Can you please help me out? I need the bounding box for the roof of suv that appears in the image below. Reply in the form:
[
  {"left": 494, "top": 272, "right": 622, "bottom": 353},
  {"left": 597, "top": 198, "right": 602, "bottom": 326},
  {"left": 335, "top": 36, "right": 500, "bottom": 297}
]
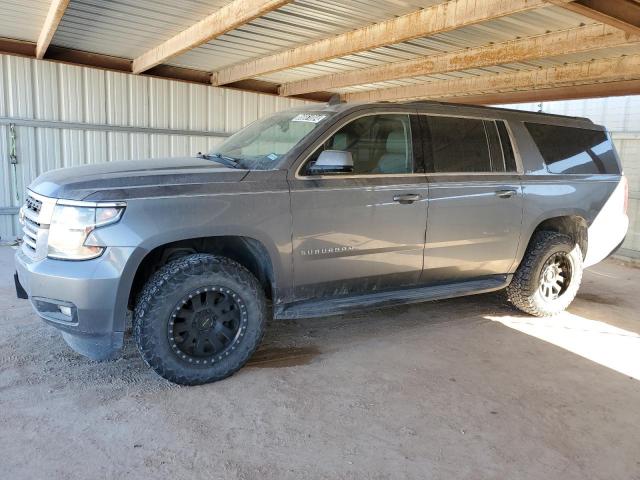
[
  {"left": 296, "top": 99, "right": 596, "bottom": 128},
  {"left": 400, "top": 100, "right": 593, "bottom": 123}
]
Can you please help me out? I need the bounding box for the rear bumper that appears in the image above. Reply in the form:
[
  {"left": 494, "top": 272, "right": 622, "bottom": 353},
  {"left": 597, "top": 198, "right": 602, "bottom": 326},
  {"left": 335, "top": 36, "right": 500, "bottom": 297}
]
[
  {"left": 584, "top": 213, "right": 629, "bottom": 267},
  {"left": 583, "top": 177, "right": 629, "bottom": 268},
  {"left": 15, "top": 246, "right": 136, "bottom": 360}
]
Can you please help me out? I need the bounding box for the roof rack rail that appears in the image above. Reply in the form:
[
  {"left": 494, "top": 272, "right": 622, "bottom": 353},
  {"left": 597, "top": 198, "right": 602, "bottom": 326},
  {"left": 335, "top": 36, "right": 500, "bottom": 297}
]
[{"left": 393, "top": 99, "right": 592, "bottom": 123}]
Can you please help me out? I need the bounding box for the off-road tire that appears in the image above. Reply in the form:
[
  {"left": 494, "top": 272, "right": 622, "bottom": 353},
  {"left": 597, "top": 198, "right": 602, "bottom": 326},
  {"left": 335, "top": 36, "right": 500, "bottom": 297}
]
[
  {"left": 507, "top": 231, "right": 583, "bottom": 317},
  {"left": 134, "top": 254, "right": 266, "bottom": 385}
]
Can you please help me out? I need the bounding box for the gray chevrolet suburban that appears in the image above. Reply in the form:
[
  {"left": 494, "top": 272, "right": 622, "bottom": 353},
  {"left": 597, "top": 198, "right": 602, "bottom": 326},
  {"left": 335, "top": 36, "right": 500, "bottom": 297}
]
[{"left": 15, "top": 101, "right": 629, "bottom": 385}]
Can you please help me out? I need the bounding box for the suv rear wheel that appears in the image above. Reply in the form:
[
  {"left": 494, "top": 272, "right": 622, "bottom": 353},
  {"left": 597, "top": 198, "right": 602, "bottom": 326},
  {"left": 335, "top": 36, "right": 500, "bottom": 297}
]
[
  {"left": 507, "top": 231, "right": 583, "bottom": 317},
  {"left": 134, "top": 254, "right": 266, "bottom": 385}
]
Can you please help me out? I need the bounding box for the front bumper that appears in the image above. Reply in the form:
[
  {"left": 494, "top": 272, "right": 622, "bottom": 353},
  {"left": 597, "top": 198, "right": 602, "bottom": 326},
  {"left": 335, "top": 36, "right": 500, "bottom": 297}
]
[{"left": 15, "top": 246, "right": 137, "bottom": 360}]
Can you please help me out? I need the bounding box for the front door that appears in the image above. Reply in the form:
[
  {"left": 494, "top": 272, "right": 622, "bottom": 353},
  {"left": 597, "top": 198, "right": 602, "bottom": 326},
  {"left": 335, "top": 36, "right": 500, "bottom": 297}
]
[
  {"left": 419, "top": 115, "right": 524, "bottom": 282},
  {"left": 288, "top": 113, "right": 429, "bottom": 301}
]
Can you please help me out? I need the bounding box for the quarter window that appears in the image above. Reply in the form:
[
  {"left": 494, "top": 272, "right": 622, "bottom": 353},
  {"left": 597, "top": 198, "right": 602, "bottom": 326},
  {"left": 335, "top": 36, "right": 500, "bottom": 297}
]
[
  {"left": 423, "top": 116, "right": 515, "bottom": 173},
  {"left": 304, "top": 114, "right": 413, "bottom": 175},
  {"left": 525, "top": 122, "right": 620, "bottom": 175}
]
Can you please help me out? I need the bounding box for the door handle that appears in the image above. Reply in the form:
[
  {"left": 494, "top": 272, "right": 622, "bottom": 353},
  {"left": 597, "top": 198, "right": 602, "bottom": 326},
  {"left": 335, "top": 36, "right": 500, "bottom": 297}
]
[
  {"left": 495, "top": 189, "right": 517, "bottom": 199},
  {"left": 393, "top": 193, "right": 422, "bottom": 204}
]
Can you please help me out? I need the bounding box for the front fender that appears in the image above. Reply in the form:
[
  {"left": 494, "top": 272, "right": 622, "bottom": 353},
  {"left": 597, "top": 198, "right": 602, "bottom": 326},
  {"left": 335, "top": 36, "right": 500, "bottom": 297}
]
[{"left": 88, "top": 192, "right": 294, "bottom": 329}]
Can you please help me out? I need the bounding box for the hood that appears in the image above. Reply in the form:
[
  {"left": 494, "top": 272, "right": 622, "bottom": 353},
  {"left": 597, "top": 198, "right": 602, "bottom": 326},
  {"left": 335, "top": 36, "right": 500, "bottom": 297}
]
[{"left": 29, "top": 157, "right": 249, "bottom": 201}]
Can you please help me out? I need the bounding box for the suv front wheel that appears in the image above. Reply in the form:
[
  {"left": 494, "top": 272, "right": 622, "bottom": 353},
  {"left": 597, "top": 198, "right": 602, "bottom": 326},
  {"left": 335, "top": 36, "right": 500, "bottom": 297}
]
[
  {"left": 507, "top": 231, "right": 583, "bottom": 317},
  {"left": 134, "top": 254, "right": 267, "bottom": 385}
]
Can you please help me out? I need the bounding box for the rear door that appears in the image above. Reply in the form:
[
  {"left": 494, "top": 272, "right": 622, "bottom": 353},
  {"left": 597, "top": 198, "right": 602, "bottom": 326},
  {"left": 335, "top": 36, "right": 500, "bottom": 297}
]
[
  {"left": 420, "top": 114, "right": 524, "bottom": 282},
  {"left": 288, "top": 111, "right": 429, "bottom": 301}
]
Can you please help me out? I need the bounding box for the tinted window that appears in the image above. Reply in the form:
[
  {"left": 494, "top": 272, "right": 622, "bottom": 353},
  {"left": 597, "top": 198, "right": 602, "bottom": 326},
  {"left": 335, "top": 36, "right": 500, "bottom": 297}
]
[
  {"left": 424, "top": 116, "right": 515, "bottom": 173},
  {"left": 525, "top": 122, "right": 620, "bottom": 174},
  {"left": 305, "top": 114, "right": 413, "bottom": 175}
]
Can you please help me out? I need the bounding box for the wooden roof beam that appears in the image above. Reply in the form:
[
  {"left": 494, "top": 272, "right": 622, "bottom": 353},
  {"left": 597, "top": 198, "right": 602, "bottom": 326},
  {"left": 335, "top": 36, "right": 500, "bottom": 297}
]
[
  {"left": 212, "top": 0, "right": 573, "bottom": 86},
  {"left": 36, "top": 0, "right": 70, "bottom": 59},
  {"left": 342, "top": 54, "right": 640, "bottom": 103},
  {"left": 132, "top": 0, "right": 291, "bottom": 74},
  {"left": 549, "top": 0, "right": 640, "bottom": 36},
  {"left": 443, "top": 79, "right": 640, "bottom": 105},
  {"left": 279, "top": 24, "right": 638, "bottom": 96}
]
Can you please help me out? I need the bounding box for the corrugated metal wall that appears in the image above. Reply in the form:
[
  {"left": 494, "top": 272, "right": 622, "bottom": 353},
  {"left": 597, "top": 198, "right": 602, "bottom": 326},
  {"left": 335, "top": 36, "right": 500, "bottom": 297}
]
[
  {"left": 0, "top": 54, "right": 310, "bottom": 240},
  {"left": 501, "top": 96, "right": 640, "bottom": 258}
]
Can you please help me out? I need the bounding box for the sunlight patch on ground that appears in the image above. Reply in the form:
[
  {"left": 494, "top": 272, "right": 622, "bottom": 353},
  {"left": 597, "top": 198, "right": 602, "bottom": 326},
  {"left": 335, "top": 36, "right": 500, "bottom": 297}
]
[{"left": 486, "top": 312, "right": 640, "bottom": 380}]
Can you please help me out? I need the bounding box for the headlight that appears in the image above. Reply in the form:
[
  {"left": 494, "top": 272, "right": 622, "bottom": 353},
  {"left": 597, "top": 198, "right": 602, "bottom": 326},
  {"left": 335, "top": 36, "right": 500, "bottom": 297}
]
[{"left": 48, "top": 204, "right": 125, "bottom": 260}]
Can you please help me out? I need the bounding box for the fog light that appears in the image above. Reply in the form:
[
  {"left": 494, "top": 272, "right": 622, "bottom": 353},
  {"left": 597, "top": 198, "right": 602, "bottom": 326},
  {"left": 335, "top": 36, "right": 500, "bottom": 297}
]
[{"left": 59, "top": 305, "right": 72, "bottom": 317}]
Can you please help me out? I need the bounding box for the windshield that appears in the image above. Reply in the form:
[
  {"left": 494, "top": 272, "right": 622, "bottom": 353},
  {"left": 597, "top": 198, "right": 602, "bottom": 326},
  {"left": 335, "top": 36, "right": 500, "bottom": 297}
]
[{"left": 210, "top": 110, "right": 334, "bottom": 170}]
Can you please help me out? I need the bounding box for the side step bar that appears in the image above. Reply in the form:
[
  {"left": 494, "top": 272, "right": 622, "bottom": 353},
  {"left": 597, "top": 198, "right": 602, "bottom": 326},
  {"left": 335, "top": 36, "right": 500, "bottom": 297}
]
[{"left": 275, "top": 275, "right": 512, "bottom": 320}]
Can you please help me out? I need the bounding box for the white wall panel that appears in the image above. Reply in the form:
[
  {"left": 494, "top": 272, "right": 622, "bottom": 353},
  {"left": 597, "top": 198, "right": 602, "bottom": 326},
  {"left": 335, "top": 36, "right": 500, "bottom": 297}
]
[
  {"left": 107, "top": 132, "right": 130, "bottom": 163},
  {"left": 189, "top": 84, "right": 208, "bottom": 132},
  {"left": 106, "top": 71, "right": 129, "bottom": 126},
  {"left": 35, "top": 128, "right": 62, "bottom": 174},
  {"left": 4, "top": 56, "right": 34, "bottom": 118},
  {"left": 84, "top": 68, "right": 107, "bottom": 124},
  {"left": 0, "top": 54, "right": 310, "bottom": 240},
  {"left": 0, "top": 126, "right": 11, "bottom": 237},
  {"left": 85, "top": 130, "right": 108, "bottom": 166},
  {"left": 15, "top": 126, "right": 37, "bottom": 189},
  {"left": 62, "top": 129, "right": 86, "bottom": 168},
  {"left": 208, "top": 88, "right": 227, "bottom": 133},
  {"left": 0, "top": 59, "right": 5, "bottom": 117},
  {"left": 129, "top": 76, "right": 149, "bottom": 128},
  {"left": 150, "top": 134, "right": 171, "bottom": 159},
  {"left": 170, "top": 82, "right": 189, "bottom": 130},
  {"left": 149, "top": 78, "right": 171, "bottom": 130},
  {"left": 60, "top": 64, "right": 85, "bottom": 122},
  {"left": 33, "top": 61, "right": 60, "bottom": 121},
  {"left": 129, "top": 133, "right": 150, "bottom": 161},
  {"left": 170, "top": 135, "right": 190, "bottom": 156}
]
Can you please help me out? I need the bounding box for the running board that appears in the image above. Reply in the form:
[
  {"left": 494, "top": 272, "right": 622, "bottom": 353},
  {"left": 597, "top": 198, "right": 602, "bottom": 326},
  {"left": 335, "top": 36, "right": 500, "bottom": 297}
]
[{"left": 275, "top": 275, "right": 512, "bottom": 320}]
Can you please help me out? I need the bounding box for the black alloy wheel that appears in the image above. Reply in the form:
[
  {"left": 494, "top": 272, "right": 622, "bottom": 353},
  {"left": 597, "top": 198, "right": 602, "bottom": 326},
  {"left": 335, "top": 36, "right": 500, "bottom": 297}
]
[{"left": 169, "top": 287, "right": 245, "bottom": 365}]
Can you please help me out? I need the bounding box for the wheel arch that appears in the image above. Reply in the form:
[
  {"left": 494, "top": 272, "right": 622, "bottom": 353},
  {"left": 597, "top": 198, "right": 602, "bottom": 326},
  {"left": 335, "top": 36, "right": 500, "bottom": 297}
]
[
  {"left": 518, "top": 213, "right": 589, "bottom": 268},
  {"left": 125, "top": 235, "right": 278, "bottom": 316},
  {"left": 533, "top": 215, "right": 588, "bottom": 257}
]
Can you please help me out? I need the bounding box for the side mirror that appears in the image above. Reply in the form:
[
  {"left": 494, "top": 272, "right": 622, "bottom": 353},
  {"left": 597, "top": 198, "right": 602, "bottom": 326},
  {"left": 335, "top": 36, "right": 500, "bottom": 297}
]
[{"left": 308, "top": 150, "right": 354, "bottom": 175}]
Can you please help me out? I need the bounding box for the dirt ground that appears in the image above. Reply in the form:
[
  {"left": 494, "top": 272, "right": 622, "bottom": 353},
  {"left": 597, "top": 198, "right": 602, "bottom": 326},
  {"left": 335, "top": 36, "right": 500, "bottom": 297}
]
[{"left": 1, "top": 245, "right": 639, "bottom": 480}]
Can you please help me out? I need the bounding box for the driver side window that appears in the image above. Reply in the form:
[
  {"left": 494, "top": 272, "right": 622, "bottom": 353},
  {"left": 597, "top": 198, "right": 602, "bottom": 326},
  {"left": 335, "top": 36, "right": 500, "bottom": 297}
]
[{"left": 304, "top": 114, "right": 413, "bottom": 175}]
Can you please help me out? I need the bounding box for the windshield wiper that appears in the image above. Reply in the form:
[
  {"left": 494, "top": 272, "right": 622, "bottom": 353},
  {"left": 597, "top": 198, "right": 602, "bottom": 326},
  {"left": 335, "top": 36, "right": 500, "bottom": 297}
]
[{"left": 196, "top": 152, "right": 242, "bottom": 169}]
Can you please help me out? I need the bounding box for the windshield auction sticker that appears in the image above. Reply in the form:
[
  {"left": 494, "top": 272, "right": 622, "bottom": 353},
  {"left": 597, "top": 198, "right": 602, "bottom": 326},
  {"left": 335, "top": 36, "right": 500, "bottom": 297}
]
[{"left": 291, "top": 114, "right": 327, "bottom": 123}]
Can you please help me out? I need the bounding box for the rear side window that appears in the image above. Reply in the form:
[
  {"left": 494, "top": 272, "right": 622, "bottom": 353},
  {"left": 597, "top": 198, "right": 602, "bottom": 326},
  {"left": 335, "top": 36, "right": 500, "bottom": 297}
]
[
  {"left": 525, "top": 122, "right": 620, "bottom": 174},
  {"left": 423, "top": 116, "right": 516, "bottom": 173}
]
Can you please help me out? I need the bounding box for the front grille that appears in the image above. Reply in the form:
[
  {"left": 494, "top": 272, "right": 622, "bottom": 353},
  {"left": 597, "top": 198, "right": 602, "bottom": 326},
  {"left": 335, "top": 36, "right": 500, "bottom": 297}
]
[
  {"left": 20, "top": 192, "right": 54, "bottom": 260},
  {"left": 22, "top": 216, "right": 40, "bottom": 253}
]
